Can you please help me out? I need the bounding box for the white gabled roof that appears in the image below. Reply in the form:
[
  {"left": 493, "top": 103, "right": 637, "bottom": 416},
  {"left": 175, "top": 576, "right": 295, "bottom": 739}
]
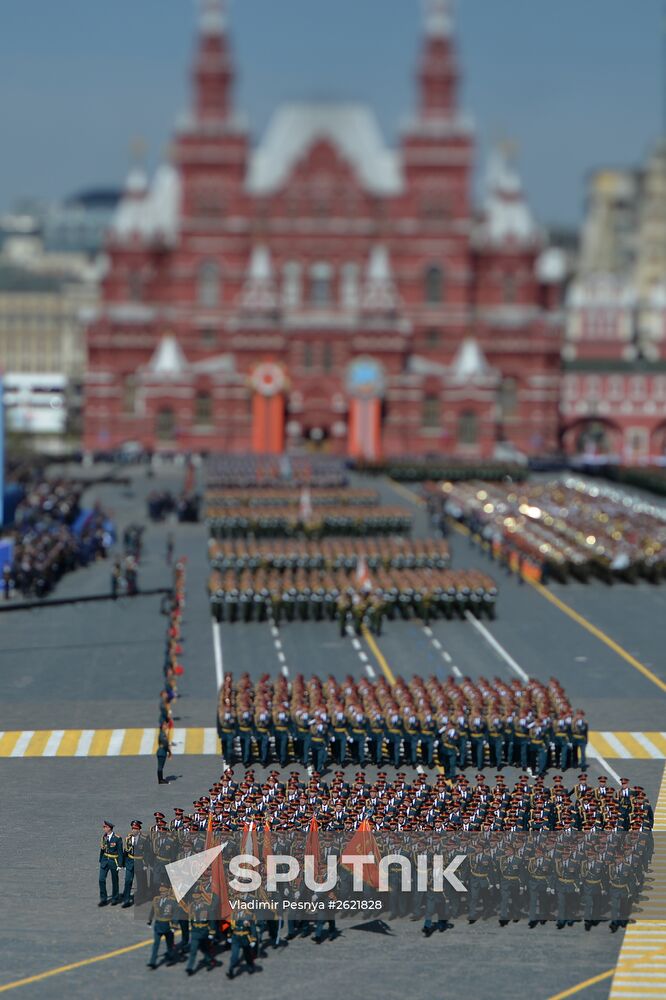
[
  {"left": 247, "top": 103, "right": 403, "bottom": 196},
  {"left": 146, "top": 334, "right": 187, "bottom": 376},
  {"left": 480, "top": 147, "right": 538, "bottom": 246},
  {"left": 450, "top": 338, "right": 492, "bottom": 380},
  {"left": 111, "top": 164, "right": 181, "bottom": 244}
]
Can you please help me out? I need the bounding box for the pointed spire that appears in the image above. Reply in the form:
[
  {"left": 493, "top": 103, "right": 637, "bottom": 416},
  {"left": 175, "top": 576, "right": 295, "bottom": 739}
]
[
  {"left": 242, "top": 245, "right": 277, "bottom": 310},
  {"left": 418, "top": 0, "right": 458, "bottom": 119},
  {"left": 450, "top": 338, "right": 491, "bottom": 381},
  {"left": 423, "top": 0, "right": 454, "bottom": 38},
  {"left": 199, "top": 0, "right": 227, "bottom": 36},
  {"left": 193, "top": 0, "right": 234, "bottom": 123}
]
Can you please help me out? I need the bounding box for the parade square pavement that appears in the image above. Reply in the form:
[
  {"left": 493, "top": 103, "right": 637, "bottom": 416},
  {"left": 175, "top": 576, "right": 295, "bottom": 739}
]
[{"left": 1, "top": 464, "right": 665, "bottom": 999}]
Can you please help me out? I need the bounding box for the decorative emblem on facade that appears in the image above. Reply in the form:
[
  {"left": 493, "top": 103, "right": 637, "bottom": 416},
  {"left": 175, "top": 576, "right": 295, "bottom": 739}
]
[
  {"left": 346, "top": 357, "right": 385, "bottom": 399},
  {"left": 250, "top": 362, "right": 287, "bottom": 397}
]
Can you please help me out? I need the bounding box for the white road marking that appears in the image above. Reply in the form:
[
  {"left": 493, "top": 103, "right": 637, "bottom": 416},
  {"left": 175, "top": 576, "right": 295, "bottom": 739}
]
[
  {"left": 171, "top": 728, "right": 185, "bottom": 755},
  {"left": 463, "top": 612, "right": 529, "bottom": 682},
  {"left": 43, "top": 730, "right": 64, "bottom": 756},
  {"left": 359, "top": 651, "right": 368, "bottom": 662},
  {"left": 631, "top": 732, "right": 663, "bottom": 758},
  {"left": 600, "top": 732, "right": 631, "bottom": 758},
  {"left": 203, "top": 728, "right": 218, "bottom": 755},
  {"left": 75, "top": 730, "right": 94, "bottom": 757},
  {"left": 107, "top": 729, "right": 126, "bottom": 756},
  {"left": 432, "top": 638, "right": 442, "bottom": 649},
  {"left": 352, "top": 639, "right": 361, "bottom": 650},
  {"left": 212, "top": 621, "right": 224, "bottom": 690},
  {"left": 274, "top": 640, "right": 282, "bottom": 650},
  {"left": 277, "top": 651, "right": 286, "bottom": 662},
  {"left": 452, "top": 665, "right": 463, "bottom": 679},
  {"left": 140, "top": 728, "right": 156, "bottom": 755},
  {"left": 423, "top": 626, "right": 433, "bottom": 637},
  {"left": 443, "top": 652, "right": 452, "bottom": 663},
  {"left": 281, "top": 664, "right": 290, "bottom": 678},
  {"left": 365, "top": 664, "right": 376, "bottom": 679},
  {"left": 587, "top": 745, "right": 623, "bottom": 786},
  {"left": 11, "top": 731, "right": 34, "bottom": 757}
]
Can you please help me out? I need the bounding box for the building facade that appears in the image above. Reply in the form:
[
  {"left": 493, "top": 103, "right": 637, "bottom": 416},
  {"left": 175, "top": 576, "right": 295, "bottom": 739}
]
[
  {"left": 84, "top": 0, "right": 565, "bottom": 459},
  {"left": 562, "top": 141, "right": 666, "bottom": 462}
]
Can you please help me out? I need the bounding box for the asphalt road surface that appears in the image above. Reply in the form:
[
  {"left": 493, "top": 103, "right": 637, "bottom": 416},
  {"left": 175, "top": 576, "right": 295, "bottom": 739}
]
[{"left": 1, "top": 463, "right": 664, "bottom": 999}]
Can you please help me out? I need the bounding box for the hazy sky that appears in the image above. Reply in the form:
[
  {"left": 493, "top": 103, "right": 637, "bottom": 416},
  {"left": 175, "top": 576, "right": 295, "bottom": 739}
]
[{"left": 1, "top": 0, "right": 664, "bottom": 226}]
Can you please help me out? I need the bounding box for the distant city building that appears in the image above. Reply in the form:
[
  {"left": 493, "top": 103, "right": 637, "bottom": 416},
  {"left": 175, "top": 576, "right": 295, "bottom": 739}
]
[
  {"left": 0, "top": 235, "right": 100, "bottom": 448},
  {"left": 42, "top": 188, "right": 121, "bottom": 257},
  {"left": 84, "top": 0, "right": 565, "bottom": 459},
  {"left": 562, "top": 139, "right": 666, "bottom": 462}
]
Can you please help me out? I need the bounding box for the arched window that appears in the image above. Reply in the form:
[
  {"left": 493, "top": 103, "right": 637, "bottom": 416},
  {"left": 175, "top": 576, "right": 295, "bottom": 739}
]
[
  {"left": 424, "top": 265, "right": 444, "bottom": 304},
  {"left": 503, "top": 273, "right": 517, "bottom": 304},
  {"left": 310, "top": 262, "right": 332, "bottom": 307},
  {"left": 156, "top": 407, "right": 175, "bottom": 441},
  {"left": 122, "top": 376, "right": 136, "bottom": 414},
  {"left": 422, "top": 394, "right": 440, "bottom": 429},
  {"left": 282, "top": 261, "right": 302, "bottom": 309},
  {"left": 323, "top": 342, "right": 333, "bottom": 373},
  {"left": 194, "top": 390, "right": 213, "bottom": 427},
  {"left": 197, "top": 260, "right": 220, "bottom": 308},
  {"left": 341, "top": 263, "right": 360, "bottom": 309},
  {"left": 458, "top": 410, "right": 478, "bottom": 446},
  {"left": 128, "top": 271, "right": 143, "bottom": 302},
  {"left": 498, "top": 377, "right": 518, "bottom": 418}
]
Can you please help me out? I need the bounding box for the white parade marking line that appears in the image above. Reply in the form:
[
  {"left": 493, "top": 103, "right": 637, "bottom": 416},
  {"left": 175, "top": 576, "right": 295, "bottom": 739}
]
[
  {"left": 43, "top": 730, "right": 64, "bottom": 756},
  {"left": 140, "top": 728, "right": 156, "bottom": 755},
  {"left": 107, "top": 729, "right": 126, "bottom": 756},
  {"left": 463, "top": 611, "right": 529, "bottom": 683},
  {"left": 452, "top": 665, "right": 463, "bottom": 679},
  {"left": 203, "top": 729, "right": 218, "bottom": 754},
  {"left": 75, "top": 730, "right": 94, "bottom": 757},
  {"left": 10, "top": 731, "right": 34, "bottom": 757},
  {"left": 212, "top": 621, "right": 224, "bottom": 690}
]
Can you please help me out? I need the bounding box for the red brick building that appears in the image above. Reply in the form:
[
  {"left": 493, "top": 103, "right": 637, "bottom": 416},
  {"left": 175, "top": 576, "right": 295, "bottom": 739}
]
[{"left": 84, "top": 0, "right": 565, "bottom": 459}]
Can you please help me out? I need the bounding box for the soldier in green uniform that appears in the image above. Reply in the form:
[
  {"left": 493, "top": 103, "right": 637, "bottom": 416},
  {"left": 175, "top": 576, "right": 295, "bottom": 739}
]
[
  {"left": 227, "top": 908, "right": 258, "bottom": 979},
  {"left": 581, "top": 852, "right": 605, "bottom": 930},
  {"left": 98, "top": 820, "right": 123, "bottom": 906},
  {"left": 337, "top": 592, "right": 351, "bottom": 637},
  {"left": 186, "top": 890, "right": 218, "bottom": 975},
  {"left": 555, "top": 848, "right": 580, "bottom": 927},
  {"left": 438, "top": 722, "right": 459, "bottom": 779},
  {"left": 368, "top": 711, "right": 386, "bottom": 765},
  {"left": 331, "top": 709, "right": 349, "bottom": 766},
  {"left": 572, "top": 710, "right": 589, "bottom": 769},
  {"left": 218, "top": 709, "right": 237, "bottom": 763},
  {"left": 527, "top": 848, "right": 552, "bottom": 927},
  {"left": 498, "top": 846, "right": 522, "bottom": 926},
  {"left": 147, "top": 884, "right": 178, "bottom": 969},
  {"left": 386, "top": 710, "right": 404, "bottom": 768},
  {"left": 368, "top": 592, "right": 385, "bottom": 636},
  {"left": 122, "top": 819, "right": 145, "bottom": 907},
  {"left": 156, "top": 721, "right": 172, "bottom": 785}
]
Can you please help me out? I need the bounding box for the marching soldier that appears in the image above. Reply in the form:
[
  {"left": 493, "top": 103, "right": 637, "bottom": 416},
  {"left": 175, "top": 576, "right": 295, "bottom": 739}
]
[
  {"left": 186, "top": 889, "right": 219, "bottom": 975},
  {"left": 581, "top": 851, "right": 605, "bottom": 930},
  {"left": 227, "top": 908, "right": 258, "bottom": 979},
  {"left": 98, "top": 820, "right": 123, "bottom": 907},
  {"left": 146, "top": 884, "right": 178, "bottom": 969},
  {"left": 555, "top": 848, "right": 580, "bottom": 928}
]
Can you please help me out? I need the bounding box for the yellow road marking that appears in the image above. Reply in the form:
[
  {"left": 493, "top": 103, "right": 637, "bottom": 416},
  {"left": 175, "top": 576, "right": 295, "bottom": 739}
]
[
  {"left": 362, "top": 627, "right": 396, "bottom": 685},
  {"left": 529, "top": 581, "right": 666, "bottom": 696},
  {"left": 120, "top": 729, "right": 143, "bottom": 755},
  {"left": 56, "top": 730, "right": 82, "bottom": 756},
  {"left": 23, "top": 731, "right": 51, "bottom": 757},
  {"left": 0, "top": 733, "right": 20, "bottom": 755},
  {"left": 185, "top": 728, "right": 204, "bottom": 754},
  {"left": 545, "top": 969, "right": 614, "bottom": 1000},
  {"left": 0, "top": 939, "right": 152, "bottom": 993},
  {"left": 88, "top": 730, "right": 113, "bottom": 756}
]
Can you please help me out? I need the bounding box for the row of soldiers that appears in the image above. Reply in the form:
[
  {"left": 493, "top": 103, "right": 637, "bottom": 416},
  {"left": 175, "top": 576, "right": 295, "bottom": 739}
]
[
  {"left": 206, "top": 505, "right": 413, "bottom": 540},
  {"left": 206, "top": 454, "right": 347, "bottom": 490},
  {"left": 99, "top": 771, "right": 654, "bottom": 970},
  {"left": 208, "top": 536, "right": 451, "bottom": 572},
  {"left": 208, "top": 570, "right": 498, "bottom": 627},
  {"left": 206, "top": 488, "right": 378, "bottom": 508},
  {"left": 157, "top": 560, "right": 187, "bottom": 782},
  {"left": 215, "top": 672, "right": 585, "bottom": 774}
]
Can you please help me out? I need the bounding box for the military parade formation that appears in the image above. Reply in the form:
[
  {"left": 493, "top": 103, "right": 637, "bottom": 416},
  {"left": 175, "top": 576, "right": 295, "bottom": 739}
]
[
  {"left": 215, "top": 672, "right": 587, "bottom": 775},
  {"left": 99, "top": 765, "right": 655, "bottom": 977},
  {"left": 87, "top": 455, "right": 665, "bottom": 986},
  {"left": 433, "top": 478, "right": 666, "bottom": 583}
]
